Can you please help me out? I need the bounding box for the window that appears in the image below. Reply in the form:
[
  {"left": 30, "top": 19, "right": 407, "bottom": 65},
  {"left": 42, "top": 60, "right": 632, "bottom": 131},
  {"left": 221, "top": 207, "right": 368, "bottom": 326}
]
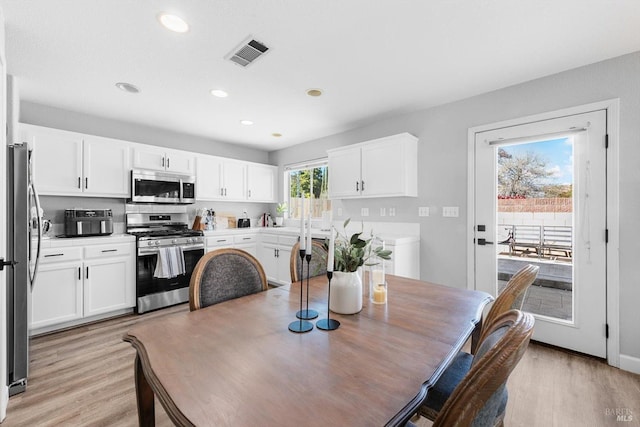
[{"left": 285, "top": 159, "right": 330, "bottom": 219}]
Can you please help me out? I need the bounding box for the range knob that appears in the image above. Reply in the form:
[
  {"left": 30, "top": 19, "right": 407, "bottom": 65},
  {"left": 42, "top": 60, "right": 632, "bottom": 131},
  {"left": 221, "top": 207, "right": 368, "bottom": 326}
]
[
  {"left": 187, "top": 238, "right": 193, "bottom": 243},
  {"left": 172, "top": 239, "right": 178, "bottom": 244},
  {"left": 155, "top": 240, "right": 161, "bottom": 246},
  {"left": 147, "top": 241, "right": 154, "bottom": 246}
]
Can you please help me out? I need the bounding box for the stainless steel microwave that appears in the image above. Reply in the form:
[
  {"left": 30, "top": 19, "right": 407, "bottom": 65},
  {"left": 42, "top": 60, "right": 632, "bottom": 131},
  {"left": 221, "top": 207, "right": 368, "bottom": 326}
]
[{"left": 130, "top": 169, "right": 196, "bottom": 204}]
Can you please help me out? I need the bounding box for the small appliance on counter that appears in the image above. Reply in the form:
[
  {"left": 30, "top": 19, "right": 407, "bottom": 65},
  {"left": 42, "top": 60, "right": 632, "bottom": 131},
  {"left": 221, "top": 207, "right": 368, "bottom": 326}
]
[
  {"left": 238, "top": 217, "right": 251, "bottom": 228},
  {"left": 64, "top": 209, "right": 114, "bottom": 237}
]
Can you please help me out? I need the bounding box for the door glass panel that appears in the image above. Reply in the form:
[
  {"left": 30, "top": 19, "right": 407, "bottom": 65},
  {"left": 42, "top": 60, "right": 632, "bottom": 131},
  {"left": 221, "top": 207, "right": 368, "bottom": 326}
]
[{"left": 495, "top": 137, "right": 573, "bottom": 321}]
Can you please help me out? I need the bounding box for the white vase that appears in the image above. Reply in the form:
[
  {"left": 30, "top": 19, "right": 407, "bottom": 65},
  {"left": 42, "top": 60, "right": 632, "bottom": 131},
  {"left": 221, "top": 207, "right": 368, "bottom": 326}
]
[
  {"left": 329, "top": 271, "right": 363, "bottom": 314},
  {"left": 275, "top": 216, "right": 284, "bottom": 226}
]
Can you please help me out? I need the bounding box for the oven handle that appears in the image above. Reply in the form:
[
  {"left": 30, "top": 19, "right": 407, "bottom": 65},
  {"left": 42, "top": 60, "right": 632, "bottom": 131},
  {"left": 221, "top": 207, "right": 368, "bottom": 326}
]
[{"left": 138, "top": 244, "right": 204, "bottom": 256}]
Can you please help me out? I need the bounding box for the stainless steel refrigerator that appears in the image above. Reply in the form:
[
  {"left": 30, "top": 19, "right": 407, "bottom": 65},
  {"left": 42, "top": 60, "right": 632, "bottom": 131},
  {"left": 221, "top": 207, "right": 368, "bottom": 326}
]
[{"left": 5, "top": 143, "right": 42, "bottom": 396}]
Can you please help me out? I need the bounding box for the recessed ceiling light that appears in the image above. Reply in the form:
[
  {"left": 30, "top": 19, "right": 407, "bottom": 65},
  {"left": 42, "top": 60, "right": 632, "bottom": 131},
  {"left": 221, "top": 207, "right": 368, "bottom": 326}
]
[
  {"left": 210, "top": 89, "right": 229, "bottom": 98},
  {"left": 240, "top": 120, "right": 254, "bottom": 126},
  {"left": 158, "top": 13, "right": 189, "bottom": 33},
  {"left": 306, "top": 88, "right": 323, "bottom": 97},
  {"left": 272, "top": 133, "right": 282, "bottom": 138},
  {"left": 115, "top": 82, "right": 140, "bottom": 94}
]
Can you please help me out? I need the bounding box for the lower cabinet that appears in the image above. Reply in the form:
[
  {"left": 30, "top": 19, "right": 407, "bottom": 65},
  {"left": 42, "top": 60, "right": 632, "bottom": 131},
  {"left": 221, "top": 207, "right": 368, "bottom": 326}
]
[
  {"left": 30, "top": 239, "right": 135, "bottom": 334},
  {"left": 259, "top": 233, "right": 297, "bottom": 286},
  {"left": 32, "top": 260, "right": 84, "bottom": 330}
]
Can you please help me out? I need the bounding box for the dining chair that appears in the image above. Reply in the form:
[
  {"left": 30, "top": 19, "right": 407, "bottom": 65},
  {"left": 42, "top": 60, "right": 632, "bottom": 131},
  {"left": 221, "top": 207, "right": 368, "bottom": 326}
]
[
  {"left": 416, "top": 264, "right": 538, "bottom": 422},
  {"left": 289, "top": 240, "right": 328, "bottom": 283},
  {"left": 189, "top": 248, "right": 268, "bottom": 311},
  {"left": 407, "top": 309, "right": 535, "bottom": 427}
]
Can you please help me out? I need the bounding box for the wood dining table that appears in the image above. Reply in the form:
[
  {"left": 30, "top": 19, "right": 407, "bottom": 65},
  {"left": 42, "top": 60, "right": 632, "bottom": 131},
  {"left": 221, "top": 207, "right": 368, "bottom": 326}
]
[{"left": 123, "top": 274, "right": 492, "bottom": 427}]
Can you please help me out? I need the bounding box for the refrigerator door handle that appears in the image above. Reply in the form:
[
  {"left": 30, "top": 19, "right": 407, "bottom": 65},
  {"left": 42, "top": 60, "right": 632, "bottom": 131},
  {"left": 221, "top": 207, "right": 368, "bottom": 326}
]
[{"left": 29, "top": 181, "right": 43, "bottom": 291}]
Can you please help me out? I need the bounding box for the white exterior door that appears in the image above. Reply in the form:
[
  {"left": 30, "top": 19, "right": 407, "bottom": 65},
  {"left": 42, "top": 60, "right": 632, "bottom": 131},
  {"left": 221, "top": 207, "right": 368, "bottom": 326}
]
[{"left": 473, "top": 110, "right": 607, "bottom": 358}]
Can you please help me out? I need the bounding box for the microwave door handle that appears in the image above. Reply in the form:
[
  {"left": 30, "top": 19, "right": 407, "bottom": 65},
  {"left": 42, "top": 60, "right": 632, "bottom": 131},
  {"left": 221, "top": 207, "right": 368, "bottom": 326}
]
[
  {"left": 179, "top": 178, "right": 183, "bottom": 202},
  {"left": 29, "top": 181, "right": 43, "bottom": 290}
]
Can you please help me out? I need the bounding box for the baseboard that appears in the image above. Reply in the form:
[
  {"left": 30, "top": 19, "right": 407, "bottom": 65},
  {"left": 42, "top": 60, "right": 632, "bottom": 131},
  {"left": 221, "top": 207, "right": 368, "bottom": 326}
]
[{"left": 619, "top": 354, "right": 640, "bottom": 375}]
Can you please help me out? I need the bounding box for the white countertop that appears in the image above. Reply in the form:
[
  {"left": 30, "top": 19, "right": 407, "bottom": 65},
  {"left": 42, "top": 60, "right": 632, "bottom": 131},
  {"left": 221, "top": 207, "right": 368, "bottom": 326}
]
[
  {"left": 202, "top": 226, "right": 419, "bottom": 245},
  {"left": 39, "top": 233, "right": 136, "bottom": 248}
]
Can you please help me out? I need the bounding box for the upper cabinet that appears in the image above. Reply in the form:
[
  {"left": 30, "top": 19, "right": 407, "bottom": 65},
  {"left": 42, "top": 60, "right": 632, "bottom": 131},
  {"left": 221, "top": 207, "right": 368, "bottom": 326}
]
[
  {"left": 22, "top": 124, "right": 131, "bottom": 197},
  {"left": 328, "top": 133, "right": 418, "bottom": 199},
  {"left": 132, "top": 145, "right": 195, "bottom": 175},
  {"left": 247, "top": 163, "right": 277, "bottom": 202},
  {"left": 196, "top": 156, "right": 277, "bottom": 203}
]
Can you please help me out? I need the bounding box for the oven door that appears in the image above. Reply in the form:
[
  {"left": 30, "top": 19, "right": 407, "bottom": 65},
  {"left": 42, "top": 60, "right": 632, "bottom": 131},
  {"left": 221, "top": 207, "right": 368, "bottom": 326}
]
[{"left": 136, "top": 245, "right": 204, "bottom": 313}]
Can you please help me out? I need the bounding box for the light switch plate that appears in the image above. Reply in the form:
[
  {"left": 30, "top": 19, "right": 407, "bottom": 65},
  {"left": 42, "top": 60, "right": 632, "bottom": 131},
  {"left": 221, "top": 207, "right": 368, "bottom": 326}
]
[
  {"left": 389, "top": 207, "right": 396, "bottom": 217},
  {"left": 337, "top": 207, "right": 343, "bottom": 216},
  {"left": 361, "top": 207, "right": 369, "bottom": 217},
  {"left": 443, "top": 206, "right": 459, "bottom": 217},
  {"left": 418, "top": 207, "right": 429, "bottom": 217},
  {"left": 380, "top": 207, "right": 386, "bottom": 217}
]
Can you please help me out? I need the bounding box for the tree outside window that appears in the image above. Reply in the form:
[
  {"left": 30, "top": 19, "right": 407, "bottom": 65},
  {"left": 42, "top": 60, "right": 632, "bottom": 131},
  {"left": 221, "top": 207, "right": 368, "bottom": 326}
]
[{"left": 287, "top": 165, "right": 330, "bottom": 219}]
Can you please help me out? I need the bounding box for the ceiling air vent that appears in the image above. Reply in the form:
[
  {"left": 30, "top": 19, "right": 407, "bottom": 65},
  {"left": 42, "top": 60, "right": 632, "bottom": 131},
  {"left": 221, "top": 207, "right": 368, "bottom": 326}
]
[{"left": 225, "top": 36, "right": 269, "bottom": 67}]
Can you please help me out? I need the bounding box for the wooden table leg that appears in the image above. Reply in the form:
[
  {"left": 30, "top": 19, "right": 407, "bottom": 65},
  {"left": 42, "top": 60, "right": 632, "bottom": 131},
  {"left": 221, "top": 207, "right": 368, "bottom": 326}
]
[{"left": 135, "top": 354, "right": 155, "bottom": 427}]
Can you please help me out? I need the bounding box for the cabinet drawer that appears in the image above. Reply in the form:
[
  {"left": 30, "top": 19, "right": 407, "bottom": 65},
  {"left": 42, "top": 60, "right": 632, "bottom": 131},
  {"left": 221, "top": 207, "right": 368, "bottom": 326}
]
[
  {"left": 206, "top": 235, "right": 234, "bottom": 248},
  {"left": 278, "top": 235, "right": 299, "bottom": 247},
  {"left": 234, "top": 234, "right": 258, "bottom": 244},
  {"left": 84, "top": 243, "right": 132, "bottom": 259},
  {"left": 40, "top": 247, "right": 83, "bottom": 264}
]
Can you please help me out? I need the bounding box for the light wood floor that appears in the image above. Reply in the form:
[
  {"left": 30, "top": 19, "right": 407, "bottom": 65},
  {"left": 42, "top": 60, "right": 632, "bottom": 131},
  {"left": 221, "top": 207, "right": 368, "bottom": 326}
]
[{"left": 4, "top": 304, "right": 640, "bottom": 427}]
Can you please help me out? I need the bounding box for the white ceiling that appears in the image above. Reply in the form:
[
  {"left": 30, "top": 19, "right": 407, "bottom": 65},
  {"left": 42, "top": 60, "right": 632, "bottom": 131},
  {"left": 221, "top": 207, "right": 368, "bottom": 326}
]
[{"left": 2, "top": 1, "right": 640, "bottom": 151}]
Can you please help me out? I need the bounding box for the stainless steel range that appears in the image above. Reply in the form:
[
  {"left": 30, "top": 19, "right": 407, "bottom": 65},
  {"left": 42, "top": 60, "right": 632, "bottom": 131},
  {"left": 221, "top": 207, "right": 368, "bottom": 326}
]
[{"left": 127, "top": 212, "right": 204, "bottom": 313}]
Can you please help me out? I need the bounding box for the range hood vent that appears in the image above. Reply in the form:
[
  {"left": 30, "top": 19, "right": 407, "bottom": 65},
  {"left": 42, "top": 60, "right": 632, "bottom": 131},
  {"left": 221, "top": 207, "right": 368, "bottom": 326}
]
[{"left": 225, "top": 36, "right": 269, "bottom": 67}]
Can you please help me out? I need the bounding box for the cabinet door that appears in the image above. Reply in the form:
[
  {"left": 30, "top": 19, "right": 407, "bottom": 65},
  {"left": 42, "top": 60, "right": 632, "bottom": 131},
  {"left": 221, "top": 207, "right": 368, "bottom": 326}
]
[
  {"left": 222, "top": 160, "right": 247, "bottom": 200},
  {"left": 196, "top": 156, "right": 225, "bottom": 200},
  {"left": 247, "top": 163, "right": 277, "bottom": 202},
  {"left": 275, "top": 244, "right": 293, "bottom": 286},
  {"left": 259, "top": 243, "right": 279, "bottom": 283},
  {"left": 165, "top": 149, "right": 195, "bottom": 175},
  {"left": 132, "top": 145, "right": 167, "bottom": 171},
  {"left": 31, "top": 261, "right": 83, "bottom": 330},
  {"left": 361, "top": 137, "right": 413, "bottom": 197},
  {"left": 25, "top": 125, "right": 83, "bottom": 195},
  {"left": 328, "top": 146, "right": 361, "bottom": 199},
  {"left": 83, "top": 136, "right": 131, "bottom": 197},
  {"left": 84, "top": 256, "right": 134, "bottom": 317}
]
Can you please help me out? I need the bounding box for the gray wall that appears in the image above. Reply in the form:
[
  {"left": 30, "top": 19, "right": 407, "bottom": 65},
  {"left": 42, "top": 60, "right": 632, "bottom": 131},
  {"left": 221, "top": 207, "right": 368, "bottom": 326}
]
[
  {"left": 269, "top": 52, "right": 640, "bottom": 360},
  {"left": 20, "top": 101, "right": 270, "bottom": 163}
]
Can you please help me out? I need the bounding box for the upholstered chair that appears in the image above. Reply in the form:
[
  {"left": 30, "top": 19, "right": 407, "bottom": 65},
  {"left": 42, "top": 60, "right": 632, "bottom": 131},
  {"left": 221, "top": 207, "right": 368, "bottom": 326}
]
[
  {"left": 289, "top": 240, "right": 328, "bottom": 283},
  {"left": 417, "top": 264, "right": 538, "bottom": 422},
  {"left": 189, "top": 248, "right": 267, "bottom": 311}
]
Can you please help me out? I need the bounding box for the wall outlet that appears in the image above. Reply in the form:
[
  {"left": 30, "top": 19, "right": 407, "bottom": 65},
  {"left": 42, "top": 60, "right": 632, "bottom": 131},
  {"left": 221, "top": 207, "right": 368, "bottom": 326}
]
[
  {"left": 361, "top": 207, "right": 369, "bottom": 217},
  {"left": 418, "top": 207, "right": 429, "bottom": 217},
  {"left": 380, "top": 207, "right": 386, "bottom": 217},
  {"left": 389, "top": 207, "right": 396, "bottom": 217},
  {"left": 443, "top": 206, "right": 459, "bottom": 217},
  {"left": 337, "top": 207, "right": 343, "bottom": 216}
]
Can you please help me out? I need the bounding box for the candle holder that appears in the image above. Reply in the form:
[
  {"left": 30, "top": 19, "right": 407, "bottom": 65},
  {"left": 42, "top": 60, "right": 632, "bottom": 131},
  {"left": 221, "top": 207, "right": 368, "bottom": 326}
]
[
  {"left": 289, "top": 250, "right": 313, "bottom": 333},
  {"left": 296, "top": 252, "right": 318, "bottom": 320},
  {"left": 316, "top": 271, "right": 340, "bottom": 331}
]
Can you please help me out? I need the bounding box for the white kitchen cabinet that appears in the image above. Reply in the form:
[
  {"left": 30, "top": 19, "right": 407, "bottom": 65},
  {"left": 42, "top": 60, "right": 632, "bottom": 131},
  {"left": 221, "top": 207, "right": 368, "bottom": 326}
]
[
  {"left": 233, "top": 234, "right": 259, "bottom": 258},
  {"left": 31, "top": 247, "right": 84, "bottom": 330},
  {"left": 247, "top": 163, "right": 277, "bottom": 202},
  {"left": 22, "top": 124, "right": 131, "bottom": 197},
  {"left": 328, "top": 133, "right": 418, "bottom": 199},
  {"left": 196, "top": 155, "right": 247, "bottom": 201},
  {"left": 205, "top": 232, "right": 259, "bottom": 258},
  {"left": 259, "top": 233, "right": 297, "bottom": 286},
  {"left": 30, "top": 238, "right": 136, "bottom": 335},
  {"left": 83, "top": 243, "right": 135, "bottom": 317},
  {"left": 133, "top": 145, "right": 195, "bottom": 175}
]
